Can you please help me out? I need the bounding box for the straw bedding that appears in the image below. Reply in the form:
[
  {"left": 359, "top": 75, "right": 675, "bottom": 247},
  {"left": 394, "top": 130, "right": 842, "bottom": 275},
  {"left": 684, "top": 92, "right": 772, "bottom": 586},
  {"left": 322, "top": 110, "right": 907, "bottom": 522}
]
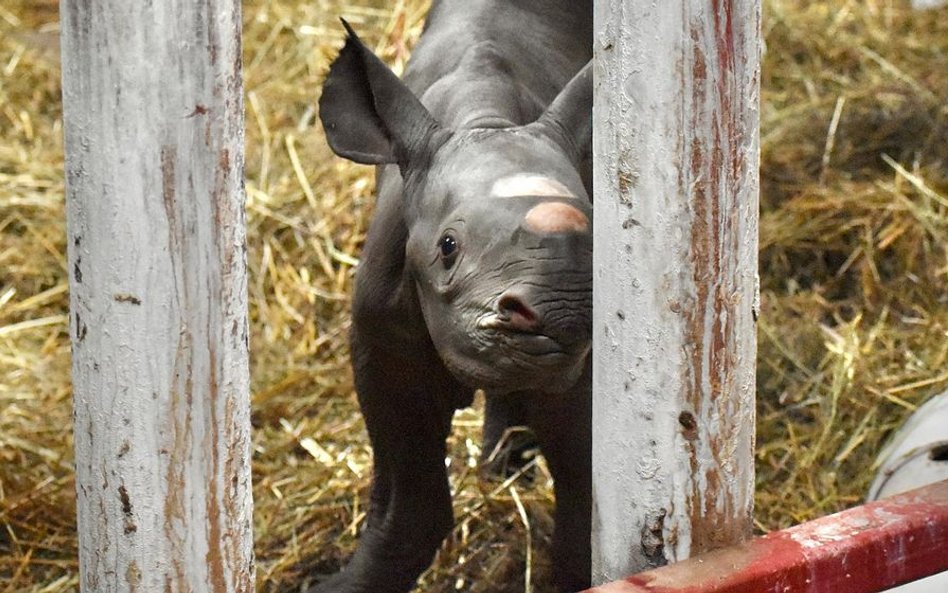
[{"left": 1, "top": 0, "right": 945, "bottom": 591}]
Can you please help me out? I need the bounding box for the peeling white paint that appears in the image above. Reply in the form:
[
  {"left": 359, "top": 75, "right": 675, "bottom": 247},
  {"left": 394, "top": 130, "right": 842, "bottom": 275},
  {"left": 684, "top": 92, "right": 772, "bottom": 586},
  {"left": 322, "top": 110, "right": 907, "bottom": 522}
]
[
  {"left": 62, "top": 1, "right": 255, "bottom": 591},
  {"left": 591, "top": 0, "right": 759, "bottom": 582},
  {"left": 790, "top": 516, "right": 873, "bottom": 550}
]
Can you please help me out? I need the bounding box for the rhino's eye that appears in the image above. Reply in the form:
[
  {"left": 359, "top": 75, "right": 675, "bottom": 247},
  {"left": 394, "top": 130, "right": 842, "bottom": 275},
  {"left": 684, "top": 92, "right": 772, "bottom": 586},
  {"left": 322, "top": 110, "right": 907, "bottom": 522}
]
[{"left": 437, "top": 232, "right": 459, "bottom": 267}]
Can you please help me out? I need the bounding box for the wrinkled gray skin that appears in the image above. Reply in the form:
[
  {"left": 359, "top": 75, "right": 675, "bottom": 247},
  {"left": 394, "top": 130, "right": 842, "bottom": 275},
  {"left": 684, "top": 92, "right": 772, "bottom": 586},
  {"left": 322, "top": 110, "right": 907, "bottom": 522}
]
[{"left": 315, "top": 2, "right": 592, "bottom": 592}]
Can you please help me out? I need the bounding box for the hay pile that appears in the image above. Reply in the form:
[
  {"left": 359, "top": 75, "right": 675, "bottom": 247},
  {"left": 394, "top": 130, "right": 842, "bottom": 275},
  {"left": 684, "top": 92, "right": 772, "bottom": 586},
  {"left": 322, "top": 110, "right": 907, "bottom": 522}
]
[{"left": 1, "top": 0, "right": 945, "bottom": 591}]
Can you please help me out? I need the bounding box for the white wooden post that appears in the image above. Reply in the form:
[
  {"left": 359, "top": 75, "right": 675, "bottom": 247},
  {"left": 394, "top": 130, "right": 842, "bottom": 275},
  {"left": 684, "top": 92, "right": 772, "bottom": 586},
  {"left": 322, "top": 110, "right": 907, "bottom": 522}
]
[
  {"left": 61, "top": 1, "right": 254, "bottom": 591},
  {"left": 912, "top": 0, "right": 948, "bottom": 10},
  {"left": 591, "top": 0, "right": 760, "bottom": 582}
]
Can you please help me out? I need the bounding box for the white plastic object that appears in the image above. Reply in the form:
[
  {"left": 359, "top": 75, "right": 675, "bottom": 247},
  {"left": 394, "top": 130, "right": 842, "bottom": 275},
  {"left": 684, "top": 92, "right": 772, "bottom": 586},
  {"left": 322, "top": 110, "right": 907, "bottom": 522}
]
[{"left": 869, "top": 390, "right": 948, "bottom": 592}]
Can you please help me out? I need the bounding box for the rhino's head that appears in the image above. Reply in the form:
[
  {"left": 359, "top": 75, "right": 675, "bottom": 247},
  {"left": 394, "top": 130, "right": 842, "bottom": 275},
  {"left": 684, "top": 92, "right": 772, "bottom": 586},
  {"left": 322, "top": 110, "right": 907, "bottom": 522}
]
[{"left": 320, "top": 22, "right": 592, "bottom": 394}]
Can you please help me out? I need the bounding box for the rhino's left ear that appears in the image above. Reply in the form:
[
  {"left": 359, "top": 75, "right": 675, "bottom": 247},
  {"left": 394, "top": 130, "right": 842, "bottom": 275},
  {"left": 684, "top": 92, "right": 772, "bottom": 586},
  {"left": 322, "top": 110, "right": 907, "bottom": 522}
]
[
  {"left": 319, "top": 20, "right": 444, "bottom": 169},
  {"left": 532, "top": 60, "right": 593, "bottom": 163}
]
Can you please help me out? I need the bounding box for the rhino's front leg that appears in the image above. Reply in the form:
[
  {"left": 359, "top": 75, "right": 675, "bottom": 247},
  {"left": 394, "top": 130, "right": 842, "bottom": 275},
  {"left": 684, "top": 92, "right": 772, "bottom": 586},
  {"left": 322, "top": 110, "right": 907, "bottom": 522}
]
[
  {"left": 527, "top": 360, "right": 592, "bottom": 593},
  {"left": 309, "top": 335, "right": 463, "bottom": 593},
  {"left": 481, "top": 394, "right": 539, "bottom": 480}
]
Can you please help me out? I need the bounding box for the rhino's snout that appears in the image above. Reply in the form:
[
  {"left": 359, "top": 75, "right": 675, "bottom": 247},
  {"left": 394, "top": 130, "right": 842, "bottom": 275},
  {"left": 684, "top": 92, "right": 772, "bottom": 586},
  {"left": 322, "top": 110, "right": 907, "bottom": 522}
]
[{"left": 478, "top": 286, "right": 590, "bottom": 348}]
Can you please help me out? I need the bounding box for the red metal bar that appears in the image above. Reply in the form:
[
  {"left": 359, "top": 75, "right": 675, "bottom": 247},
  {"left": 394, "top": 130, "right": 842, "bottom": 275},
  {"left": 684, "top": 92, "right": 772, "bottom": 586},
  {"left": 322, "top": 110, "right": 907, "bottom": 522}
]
[{"left": 583, "top": 479, "right": 948, "bottom": 593}]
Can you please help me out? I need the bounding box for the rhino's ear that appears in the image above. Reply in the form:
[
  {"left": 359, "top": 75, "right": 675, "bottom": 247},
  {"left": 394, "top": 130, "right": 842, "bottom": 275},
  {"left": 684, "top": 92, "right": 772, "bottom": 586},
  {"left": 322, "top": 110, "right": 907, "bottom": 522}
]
[
  {"left": 319, "top": 20, "right": 443, "bottom": 167},
  {"left": 532, "top": 60, "right": 593, "bottom": 162}
]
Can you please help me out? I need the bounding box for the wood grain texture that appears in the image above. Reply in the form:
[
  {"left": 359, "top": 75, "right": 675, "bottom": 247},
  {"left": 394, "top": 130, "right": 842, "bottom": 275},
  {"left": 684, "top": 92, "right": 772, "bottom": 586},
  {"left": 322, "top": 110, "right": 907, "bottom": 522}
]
[
  {"left": 61, "top": 1, "right": 254, "bottom": 591},
  {"left": 591, "top": 0, "right": 760, "bottom": 582}
]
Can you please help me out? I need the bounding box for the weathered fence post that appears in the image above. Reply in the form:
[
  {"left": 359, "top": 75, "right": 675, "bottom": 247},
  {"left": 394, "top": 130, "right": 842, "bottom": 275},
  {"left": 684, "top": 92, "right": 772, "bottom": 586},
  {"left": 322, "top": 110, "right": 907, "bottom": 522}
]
[
  {"left": 61, "top": 1, "right": 254, "bottom": 591},
  {"left": 591, "top": 0, "right": 760, "bottom": 582},
  {"left": 912, "top": 0, "right": 948, "bottom": 10}
]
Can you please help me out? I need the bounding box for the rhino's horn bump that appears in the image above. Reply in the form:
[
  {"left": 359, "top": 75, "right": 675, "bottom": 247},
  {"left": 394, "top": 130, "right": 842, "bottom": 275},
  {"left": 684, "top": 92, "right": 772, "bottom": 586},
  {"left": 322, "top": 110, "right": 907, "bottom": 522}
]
[{"left": 523, "top": 202, "right": 589, "bottom": 234}]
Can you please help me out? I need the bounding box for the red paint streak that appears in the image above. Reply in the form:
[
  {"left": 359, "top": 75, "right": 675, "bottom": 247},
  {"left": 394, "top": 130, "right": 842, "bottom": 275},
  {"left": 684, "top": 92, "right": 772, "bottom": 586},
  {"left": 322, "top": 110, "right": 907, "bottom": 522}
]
[{"left": 584, "top": 479, "right": 948, "bottom": 593}]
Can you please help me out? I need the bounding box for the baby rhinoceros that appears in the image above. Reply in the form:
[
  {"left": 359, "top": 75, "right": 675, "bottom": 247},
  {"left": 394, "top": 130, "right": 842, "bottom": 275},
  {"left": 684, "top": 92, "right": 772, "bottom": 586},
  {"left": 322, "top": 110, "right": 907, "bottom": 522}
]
[{"left": 314, "top": 4, "right": 593, "bottom": 592}]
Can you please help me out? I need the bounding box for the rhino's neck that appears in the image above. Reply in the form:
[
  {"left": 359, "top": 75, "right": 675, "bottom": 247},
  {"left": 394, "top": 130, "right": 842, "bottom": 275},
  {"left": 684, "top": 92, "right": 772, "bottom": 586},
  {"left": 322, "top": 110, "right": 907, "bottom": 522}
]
[{"left": 419, "top": 42, "right": 542, "bottom": 130}]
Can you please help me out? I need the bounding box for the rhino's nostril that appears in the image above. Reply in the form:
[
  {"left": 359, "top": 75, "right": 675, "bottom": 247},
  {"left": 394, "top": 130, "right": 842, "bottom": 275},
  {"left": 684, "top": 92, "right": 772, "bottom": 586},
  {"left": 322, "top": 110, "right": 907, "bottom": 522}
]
[{"left": 497, "top": 293, "right": 539, "bottom": 331}]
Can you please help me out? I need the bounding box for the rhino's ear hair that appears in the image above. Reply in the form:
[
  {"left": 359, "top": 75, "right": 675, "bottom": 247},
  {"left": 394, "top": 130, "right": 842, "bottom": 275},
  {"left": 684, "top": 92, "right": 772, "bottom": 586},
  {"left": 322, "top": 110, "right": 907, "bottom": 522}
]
[
  {"left": 532, "top": 60, "right": 593, "bottom": 163},
  {"left": 319, "top": 19, "right": 444, "bottom": 168}
]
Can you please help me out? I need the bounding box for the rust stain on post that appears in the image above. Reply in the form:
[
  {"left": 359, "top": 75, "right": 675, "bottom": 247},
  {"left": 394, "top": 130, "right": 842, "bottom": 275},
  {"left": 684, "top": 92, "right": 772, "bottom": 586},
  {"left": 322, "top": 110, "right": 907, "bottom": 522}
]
[
  {"left": 681, "top": 0, "right": 752, "bottom": 556},
  {"left": 119, "top": 484, "right": 137, "bottom": 535},
  {"left": 161, "top": 146, "right": 178, "bottom": 236},
  {"left": 205, "top": 346, "right": 228, "bottom": 593},
  {"left": 187, "top": 103, "right": 209, "bottom": 117},
  {"left": 592, "top": 0, "right": 757, "bottom": 578},
  {"left": 64, "top": 1, "right": 252, "bottom": 590},
  {"left": 641, "top": 509, "right": 669, "bottom": 566},
  {"left": 126, "top": 560, "right": 142, "bottom": 592},
  {"left": 164, "top": 337, "right": 194, "bottom": 590},
  {"left": 162, "top": 142, "right": 197, "bottom": 588}
]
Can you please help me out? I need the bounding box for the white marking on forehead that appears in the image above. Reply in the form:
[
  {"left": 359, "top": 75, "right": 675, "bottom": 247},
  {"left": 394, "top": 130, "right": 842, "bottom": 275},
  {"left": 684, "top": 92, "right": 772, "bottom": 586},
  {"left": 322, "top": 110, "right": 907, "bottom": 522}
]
[{"left": 490, "top": 174, "right": 576, "bottom": 198}]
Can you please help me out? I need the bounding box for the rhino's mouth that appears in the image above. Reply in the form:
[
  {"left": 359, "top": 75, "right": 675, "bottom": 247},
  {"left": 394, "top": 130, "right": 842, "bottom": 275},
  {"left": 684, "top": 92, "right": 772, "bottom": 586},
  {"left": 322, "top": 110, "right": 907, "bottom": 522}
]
[
  {"left": 477, "top": 311, "right": 538, "bottom": 334},
  {"left": 429, "top": 297, "right": 590, "bottom": 394},
  {"left": 476, "top": 294, "right": 589, "bottom": 346},
  {"left": 475, "top": 311, "right": 583, "bottom": 358},
  {"left": 443, "top": 331, "right": 583, "bottom": 395}
]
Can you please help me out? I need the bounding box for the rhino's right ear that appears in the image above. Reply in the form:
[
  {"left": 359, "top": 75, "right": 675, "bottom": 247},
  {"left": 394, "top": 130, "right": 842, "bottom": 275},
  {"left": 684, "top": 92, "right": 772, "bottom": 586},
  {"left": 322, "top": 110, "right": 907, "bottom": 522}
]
[
  {"left": 319, "top": 20, "right": 443, "bottom": 168},
  {"left": 531, "top": 60, "right": 593, "bottom": 163}
]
